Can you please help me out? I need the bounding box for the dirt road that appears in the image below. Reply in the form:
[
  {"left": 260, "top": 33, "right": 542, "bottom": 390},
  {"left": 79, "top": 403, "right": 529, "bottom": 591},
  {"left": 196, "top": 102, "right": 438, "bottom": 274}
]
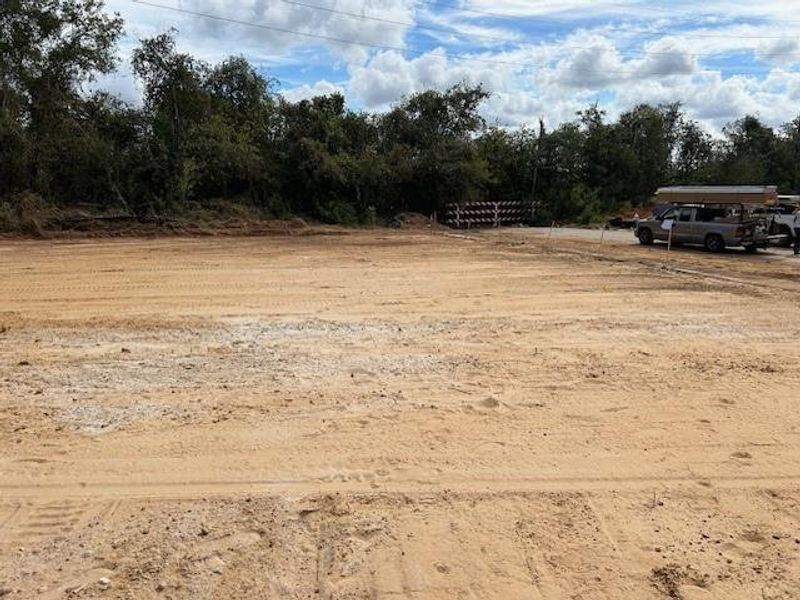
[{"left": 1, "top": 231, "right": 799, "bottom": 599}]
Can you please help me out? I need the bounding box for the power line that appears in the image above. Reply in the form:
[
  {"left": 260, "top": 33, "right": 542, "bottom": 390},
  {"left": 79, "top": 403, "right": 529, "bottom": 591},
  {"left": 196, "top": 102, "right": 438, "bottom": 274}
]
[
  {"left": 529, "top": 0, "right": 800, "bottom": 25},
  {"left": 284, "top": 0, "right": 652, "bottom": 57},
  {"left": 127, "top": 0, "right": 791, "bottom": 77},
  {"left": 278, "top": 0, "right": 520, "bottom": 45},
  {"left": 274, "top": 0, "right": 800, "bottom": 60},
  {"left": 423, "top": 0, "right": 708, "bottom": 20},
  {"left": 412, "top": 1, "right": 712, "bottom": 51},
  {"left": 583, "top": 1, "right": 702, "bottom": 17},
  {"left": 414, "top": 0, "right": 800, "bottom": 40}
]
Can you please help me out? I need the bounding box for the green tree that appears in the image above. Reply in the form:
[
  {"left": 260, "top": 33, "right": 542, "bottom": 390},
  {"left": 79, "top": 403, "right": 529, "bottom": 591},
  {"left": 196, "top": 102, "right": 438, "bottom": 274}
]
[
  {"left": 132, "top": 32, "right": 211, "bottom": 207},
  {"left": 0, "top": 0, "right": 123, "bottom": 199},
  {"left": 673, "top": 117, "right": 713, "bottom": 182},
  {"left": 614, "top": 104, "right": 678, "bottom": 203},
  {"left": 715, "top": 115, "right": 777, "bottom": 184},
  {"left": 776, "top": 116, "right": 800, "bottom": 192},
  {"left": 380, "top": 83, "right": 491, "bottom": 215}
]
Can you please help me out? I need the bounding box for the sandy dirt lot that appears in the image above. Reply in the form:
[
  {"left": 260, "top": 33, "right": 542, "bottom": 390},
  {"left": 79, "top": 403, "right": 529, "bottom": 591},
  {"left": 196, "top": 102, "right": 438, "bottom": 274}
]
[{"left": 1, "top": 230, "right": 799, "bottom": 599}]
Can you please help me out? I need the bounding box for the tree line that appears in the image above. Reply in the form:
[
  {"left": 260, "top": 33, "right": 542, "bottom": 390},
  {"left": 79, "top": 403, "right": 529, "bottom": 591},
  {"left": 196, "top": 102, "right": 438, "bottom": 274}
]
[{"left": 2, "top": 0, "right": 800, "bottom": 229}]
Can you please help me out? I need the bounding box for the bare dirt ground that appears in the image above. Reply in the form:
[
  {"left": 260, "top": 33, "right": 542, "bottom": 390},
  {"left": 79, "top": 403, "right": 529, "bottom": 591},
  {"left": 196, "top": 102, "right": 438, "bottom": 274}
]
[{"left": 1, "top": 230, "right": 799, "bottom": 599}]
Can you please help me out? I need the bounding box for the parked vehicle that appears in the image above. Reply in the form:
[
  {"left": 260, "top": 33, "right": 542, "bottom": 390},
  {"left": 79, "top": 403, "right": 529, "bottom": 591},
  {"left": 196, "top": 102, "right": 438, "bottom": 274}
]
[
  {"left": 751, "top": 200, "right": 799, "bottom": 247},
  {"left": 635, "top": 203, "right": 770, "bottom": 252}
]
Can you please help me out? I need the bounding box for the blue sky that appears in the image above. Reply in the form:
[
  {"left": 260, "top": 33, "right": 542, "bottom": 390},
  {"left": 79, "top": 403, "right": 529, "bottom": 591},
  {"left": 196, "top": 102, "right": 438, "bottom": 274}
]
[{"left": 100, "top": 0, "right": 800, "bottom": 132}]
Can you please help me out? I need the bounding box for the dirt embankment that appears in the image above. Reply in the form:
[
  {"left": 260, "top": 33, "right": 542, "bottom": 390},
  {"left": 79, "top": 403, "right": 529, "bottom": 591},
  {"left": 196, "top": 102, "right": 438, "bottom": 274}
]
[{"left": 0, "top": 193, "right": 438, "bottom": 240}]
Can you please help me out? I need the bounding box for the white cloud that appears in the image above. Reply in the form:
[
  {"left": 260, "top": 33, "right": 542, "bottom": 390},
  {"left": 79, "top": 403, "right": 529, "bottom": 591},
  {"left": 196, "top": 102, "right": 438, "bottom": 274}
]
[
  {"left": 107, "top": 0, "right": 417, "bottom": 64},
  {"left": 756, "top": 38, "right": 800, "bottom": 66},
  {"left": 349, "top": 51, "right": 433, "bottom": 107},
  {"left": 464, "top": 0, "right": 798, "bottom": 22},
  {"left": 347, "top": 47, "right": 513, "bottom": 109},
  {"left": 99, "top": 0, "right": 800, "bottom": 131},
  {"left": 280, "top": 79, "right": 345, "bottom": 101},
  {"left": 548, "top": 36, "right": 626, "bottom": 88},
  {"left": 635, "top": 49, "right": 696, "bottom": 77}
]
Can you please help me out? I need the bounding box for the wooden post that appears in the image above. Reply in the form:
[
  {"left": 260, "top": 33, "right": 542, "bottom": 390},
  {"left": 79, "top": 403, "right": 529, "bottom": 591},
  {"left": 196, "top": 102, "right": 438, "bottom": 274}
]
[
  {"left": 547, "top": 220, "right": 556, "bottom": 243},
  {"left": 494, "top": 202, "right": 499, "bottom": 228},
  {"left": 599, "top": 226, "right": 606, "bottom": 248}
]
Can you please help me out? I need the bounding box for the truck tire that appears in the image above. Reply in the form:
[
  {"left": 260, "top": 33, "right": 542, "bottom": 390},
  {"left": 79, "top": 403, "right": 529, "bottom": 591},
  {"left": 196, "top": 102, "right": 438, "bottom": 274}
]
[
  {"left": 705, "top": 233, "right": 725, "bottom": 252},
  {"left": 638, "top": 228, "right": 654, "bottom": 245}
]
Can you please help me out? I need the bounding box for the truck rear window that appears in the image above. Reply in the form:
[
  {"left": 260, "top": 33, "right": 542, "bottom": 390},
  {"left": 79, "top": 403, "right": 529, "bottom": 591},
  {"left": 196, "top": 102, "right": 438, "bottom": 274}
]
[{"left": 696, "top": 207, "right": 729, "bottom": 222}]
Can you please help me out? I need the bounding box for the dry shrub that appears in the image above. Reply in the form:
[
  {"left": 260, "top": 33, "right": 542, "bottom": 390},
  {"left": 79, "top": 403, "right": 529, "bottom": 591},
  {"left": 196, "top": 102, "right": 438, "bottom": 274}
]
[{"left": 0, "top": 192, "right": 60, "bottom": 236}]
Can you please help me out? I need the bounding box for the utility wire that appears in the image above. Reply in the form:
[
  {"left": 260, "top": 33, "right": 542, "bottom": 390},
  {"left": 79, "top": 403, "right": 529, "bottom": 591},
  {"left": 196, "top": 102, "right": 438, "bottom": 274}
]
[
  {"left": 128, "top": 0, "right": 792, "bottom": 76},
  {"left": 510, "top": 0, "right": 800, "bottom": 25},
  {"left": 275, "top": 0, "right": 800, "bottom": 60},
  {"left": 414, "top": 0, "right": 800, "bottom": 40}
]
